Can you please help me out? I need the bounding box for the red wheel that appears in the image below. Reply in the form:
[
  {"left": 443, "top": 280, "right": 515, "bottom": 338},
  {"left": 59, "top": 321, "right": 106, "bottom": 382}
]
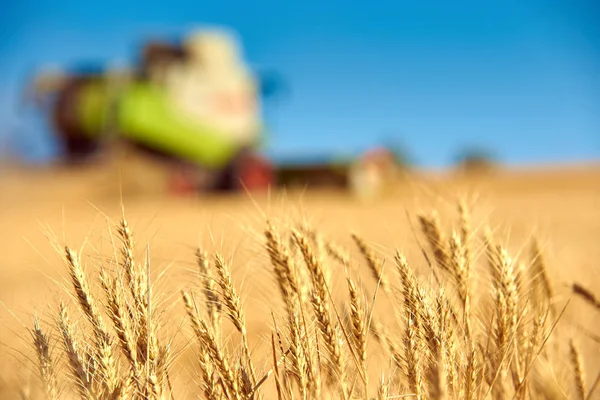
[
  {"left": 168, "top": 151, "right": 275, "bottom": 195},
  {"left": 236, "top": 153, "right": 274, "bottom": 191}
]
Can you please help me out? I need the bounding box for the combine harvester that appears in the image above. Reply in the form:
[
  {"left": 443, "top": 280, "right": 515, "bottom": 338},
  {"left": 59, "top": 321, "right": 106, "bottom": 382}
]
[{"left": 23, "top": 27, "right": 400, "bottom": 199}]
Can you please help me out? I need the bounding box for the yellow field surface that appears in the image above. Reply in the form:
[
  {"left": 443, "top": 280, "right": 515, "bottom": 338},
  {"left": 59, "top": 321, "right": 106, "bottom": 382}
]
[{"left": 0, "top": 160, "right": 599, "bottom": 399}]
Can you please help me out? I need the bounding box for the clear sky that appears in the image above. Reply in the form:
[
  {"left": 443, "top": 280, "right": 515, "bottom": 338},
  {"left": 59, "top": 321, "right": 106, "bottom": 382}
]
[{"left": 1, "top": 0, "right": 599, "bottom": 168}]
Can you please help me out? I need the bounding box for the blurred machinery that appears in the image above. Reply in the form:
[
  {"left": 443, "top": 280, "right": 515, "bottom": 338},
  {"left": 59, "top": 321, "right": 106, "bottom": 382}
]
[{"left": 23, "top": 27, "right": 399, "bottom": 198}]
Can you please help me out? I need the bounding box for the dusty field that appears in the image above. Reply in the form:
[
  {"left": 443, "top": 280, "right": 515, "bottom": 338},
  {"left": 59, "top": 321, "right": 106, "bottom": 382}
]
[{"left": 0, "top": 160, "right": 599, "bottom": 398}]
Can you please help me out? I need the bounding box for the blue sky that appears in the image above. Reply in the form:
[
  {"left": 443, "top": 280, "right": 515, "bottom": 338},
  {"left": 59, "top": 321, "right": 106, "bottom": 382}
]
[{"left": 1, "top": 0, "right": 599, "bottom": 167}]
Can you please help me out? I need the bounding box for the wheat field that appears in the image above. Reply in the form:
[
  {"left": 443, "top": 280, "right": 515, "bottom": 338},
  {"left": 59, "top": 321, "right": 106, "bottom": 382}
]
[{"left": 0, "top": 161, "right": 599, "bottom": 399}]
